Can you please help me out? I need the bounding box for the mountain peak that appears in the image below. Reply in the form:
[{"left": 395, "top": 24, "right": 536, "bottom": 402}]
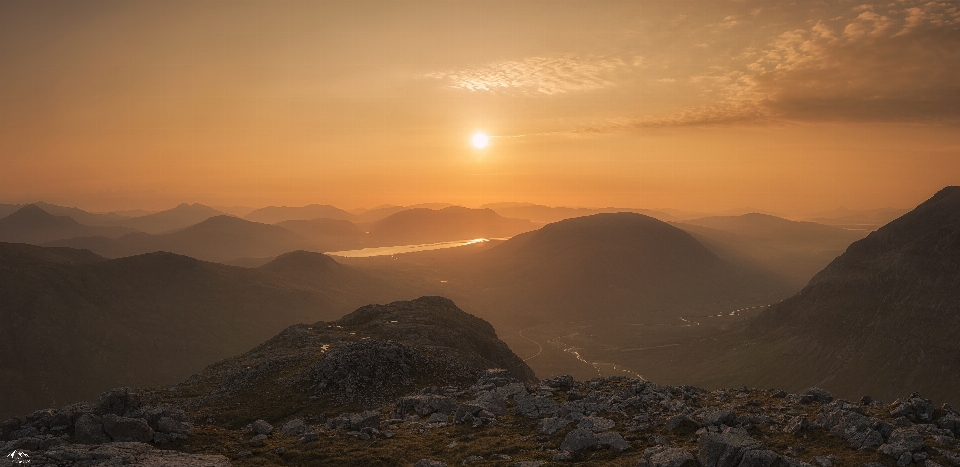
[{"left": 258, "top": 250, "right": 342, "bottom": 273}]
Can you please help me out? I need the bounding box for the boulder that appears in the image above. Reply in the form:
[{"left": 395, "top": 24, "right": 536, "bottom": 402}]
[
  {"left": 667, "top": 415, "right": 701, "bottom": 435},
  {"left": 647, "top": 448, "right": 698, "bottom": 467},
  {"left": 804, "top": 388, "right": 834, "bottom": 404},
  {"left": 697, "top": 409, "right": 737, "bottom": 427},
  {"left": 94, "top": 388, "right": 144, "bottom": 416},
  {"left": 280, "top": 418, "right": 308, "bottom": 436},
  {"left": 890, "top": 394, "right": 935, "bottom": 422},
  {"left": 102, "top": 414, "right": 155, "bottom": 442},
  {"left": 413, "top": 460, "right": 447, "bottom": 467},
  {"left": 537, "top": 417, "right": 572, "bottom": 435},
  {"left": 596, "top": 431, "right": 630, "bottom": 452},
  {"left": 880, "top": 428, "right": 926, "bottom": 459},
  {"left": 560, "top": 427, "right": 599, "bottom": 452},
  {"left": 74, "top": 413, "right": 110, "bottom": 444},
  {"left": 698, "top": 428, "right": 766, "bottom": 467},
  {"left": 939, "top": 414, "right": 960, "bottom": 436},
  {"left": 252, "top": 419, "right": 274, "bottom": 435},
  {"left": 349, "top": 411, "right": 380, "bottom": 430},
  {"left": 545, "top": 375, "right": 575, "bottom": 389}
]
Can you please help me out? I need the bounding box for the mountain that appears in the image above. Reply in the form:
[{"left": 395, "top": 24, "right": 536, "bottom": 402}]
[
  {"left": 8, "top": 303, "right": 957, "bottom": 467},
  {"left": 686, "top": 187, "right": 960, "bottom": 404},
  {"left": 46, "top": 216, "right": 312, "bottom": 263},
  {"left": 275, "top": 218, "right": 367, "bottom": 250},
  {"left": 480, "top": 203, "right": 676, "bottom": 224},
  {"left": 116, "top": 203, "right": 227, "bottom": 234},
  {"left": 674, "top": 213, "right": 867, "bottom": 288},
  {"left": 0, "top": 242, "right": 411, "bottom": 419},
  {"left": 365, "top": 206, "right": 537, "bottom": 245},
  {"left": 0, "top": 205, "right": 138, "bottom": 244},
  {"left": 461, "top": 213, "right": 790, "bottom": 327},
  {"left": 353, "top": 203, "right": 458, "bottom": 223},
  {"left": 31, "top": 202, "right": 137, "bottom": 227},
  {"left": 0, "top": 203, "right": 23, "bottom": 218},
  {"left": 244, "top": 204, "right": 355, "bottom": 224}
]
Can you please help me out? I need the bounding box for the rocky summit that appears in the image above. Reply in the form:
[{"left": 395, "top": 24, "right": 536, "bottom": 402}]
[{"left": 3, "top": 298, "right": 960, "bottom": 466}]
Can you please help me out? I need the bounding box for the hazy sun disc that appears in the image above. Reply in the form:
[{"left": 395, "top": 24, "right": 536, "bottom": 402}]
[{"left": 472, "top": 132, "right": 489, "bottom": 148}]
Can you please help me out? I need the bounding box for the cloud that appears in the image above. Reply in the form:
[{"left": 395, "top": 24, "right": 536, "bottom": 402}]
[
  {"left": 425, "top": 54, "right": 639, "bottom": 95},
  {"left": 632, "top": 1, "right": 960, "bottom": 128}
]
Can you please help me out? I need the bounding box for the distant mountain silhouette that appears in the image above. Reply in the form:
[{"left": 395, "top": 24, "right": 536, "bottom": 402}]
[
  {"left": 117, "top": 203, "right": 227, "bottom": 233},
  {"left": 675, "top": 213, "right": 867, "bottom": 288},
  {"left": 353, "top": 203, "right": 458, "bottom": 223},
  {"left": 46, "top": 215, "right": 311, "bottom": 263},
  {"left": 480, "top": 203, "right": 676, "bottom": 224},
  {"left": 32, "top": 202, "right": 137, "bottom": 227},
  {"left": 0, "top": 203, "right": 23, "bottom": 219},
  {"left": 276, "top": 218, "right": 367, "bottom": 250},
  {"left": 0, "top": 205, "right": 137, "bottom": 244},
  {"left": 805, "top": 206, "right": 909, "bottom": 231},
  {"left": 244, "top": 204, "right": 355, "bottom": 224},
  {"left": 0, "top": 242, "right": 412, "bottom": 419},
  {"left": 365, "top": 207, "right": 537, "bottom": 245},
  {"left": 687, "top": 187, "right": 960, "bottom": 404},
  {"left": 462, "top": 213, "right": 790, "bottom": 327}
]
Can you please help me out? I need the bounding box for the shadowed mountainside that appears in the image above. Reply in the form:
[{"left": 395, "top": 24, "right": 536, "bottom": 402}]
[
  {"left": 480, "top": 202, "right": 676, "bottom": 224},
  {"left": 0, "top": 205, "right": 138, "bottom": 244},
  {"left": 674, "top": 213, "right": 868, "bottom": 288},
  {"left": 0, "top": 243, "right": 414, "bottom": 419},
  {"left": 114, "top": 203, "right": 228, "bottom": 234},
  {"left": 684, "top": 186, "right": 960, "bottom": 405},
  {"left": 45, "top": 216, "right": 313, "bottom": 263},
  {"left": 453, "top": 213, "right": 792, "bottom": 328}
]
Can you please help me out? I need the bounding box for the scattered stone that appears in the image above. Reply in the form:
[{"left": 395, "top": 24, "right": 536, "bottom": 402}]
[
  {"left": 647, "top": 447, "right": 698, "bottom": 467},
  {"left": 784, "top": 416, "right": 810, "bottom": 433},
  {"left": 251, "top": 419, "right": 273, "bottom": 435},
  {"left": 537, "top": 417, "right": 572, "bottom": 435},
  {"left": 102, "top": 414, "right": 154, "bottom": 442},
  {"left": 698, "top": 428, "right": 767, "bottom": 467},
  {"left": 596, "top": 431, "right": 630, "bottom": 452},
  {"left": 553, "top": 450, "right": 574, "bottom": 461},
  {"left": 890, "top": 394, "right": 935, "bottom": 422},
  {"left": 515, "top": 461, "right": 545, "bottom": 467},
  {"left": 560, "top": 427, "right": 598, "bottom": 452},
  {"left": 804, "top": 388, "right": 834, "bottom": 404},
  {"left": 280, "top": 418, "right": 307, "bottom": 435},
  {"left": 666, "top": 414, "right": 701, "bottom": 435},
  {"left": 880, "top": 428, "right": 926, "bottom": 459}
]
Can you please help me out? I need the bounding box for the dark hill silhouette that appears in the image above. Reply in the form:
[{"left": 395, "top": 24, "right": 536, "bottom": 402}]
[
  {"left": 32, "top": 201, "right": 137, "bottom": 227},
  {"left": 275, "top": 218, "right": 367, "bottom": 250},
  {"left": 244, "top": 204, "right": 355, "bottom": 224},
  {"left": 674, "top": 213, "right": 867, "bottom": 288},
  {"left": 0, "top": 205, "right": 137, "bottom": 244},
  {"left": 0, "top": 242, "right": 413, "bottom": 419},
  {"left": 461, "top": 213, "right": 790, "bottom": 327},
  {"left": 686, "top": 186, "right": 960, "bottom": 404},
  {"left": 481, "top": 202, "right": 676, "bottom": 224},
  {"left": 366, "top": 207, "right": 537, "bottom": 245},
  {"left": 259, "top": 250, "right": 346, "bottom": 276},
  {"left": 353, "top": 203, "right": 457, "bottom": 223},
  {"left": 46, "top": 215, "right": 312, "bottom": 263},
  {"left": 117, "top": 203, "right": 227, "bottom": 234}
]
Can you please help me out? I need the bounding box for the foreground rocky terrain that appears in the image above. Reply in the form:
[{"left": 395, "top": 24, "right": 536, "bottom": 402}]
[{"left": 3, "top": 298, "right": 960, "bottom": 466}]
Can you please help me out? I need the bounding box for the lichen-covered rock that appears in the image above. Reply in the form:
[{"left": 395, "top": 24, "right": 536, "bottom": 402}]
[
  {"left": 667, "top": 414, "right": 701, "bottom": 435},
  {"left": 94, "top": 388, "right": 145, "bottom": 417},
  {"left": 890, "top": 394, "right": 935, "bottom": 422},
  {"left": 280, "top": 418, "right": 307, "bottom": 436},
  {"left": 645, "top": 447, "right": 698, "bottom": 467},
  {"left": 880, "top": 428, "right": 925, "bottom": 459},
  {"left": 596, "top": 431, "right": 630, "bottom": 452},
  {"left": 251, "top": 419, "right": 273, "bottom": 435}
]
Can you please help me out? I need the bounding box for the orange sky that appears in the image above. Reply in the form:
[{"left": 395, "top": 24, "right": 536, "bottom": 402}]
[{"left": 1, "top": 1, "right": 958, "bottom": 215}]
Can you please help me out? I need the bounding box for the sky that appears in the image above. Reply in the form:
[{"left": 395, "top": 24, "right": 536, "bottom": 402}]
[{"left": 1, "top": 0, "right": 958, "bottom": 215}]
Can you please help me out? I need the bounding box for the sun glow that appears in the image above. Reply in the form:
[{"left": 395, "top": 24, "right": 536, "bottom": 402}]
[{"left": 472, "top": 132, "right": 489, "bottom": 148}]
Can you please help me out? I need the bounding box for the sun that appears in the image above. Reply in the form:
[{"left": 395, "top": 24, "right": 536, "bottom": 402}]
[{"left": 472, "top": 132, "right": 489, "bottom": 149}]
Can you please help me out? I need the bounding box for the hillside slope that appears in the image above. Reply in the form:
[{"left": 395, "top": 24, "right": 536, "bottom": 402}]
[
  {"left": 685, "top": 187, "right": 960, "bottom": 404},
  {"left": 0, "top": 243, "right": 410, "bottom": 419},
  {"left": 0, "top": 205, "right": 137, "bottom": 243}
]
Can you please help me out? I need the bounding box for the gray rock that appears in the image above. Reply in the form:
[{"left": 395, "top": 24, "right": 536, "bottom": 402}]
[
  {"left": 426, "top": 412, "right": 449, "bottom": 424},
  {"left": 596, "top": 431, "right": 630, "bottom": 453},
  {"left": 252, "top": 419, "right": 274, "bottom": 435},
  {"left": 811, "top": 456, "right": 834, "bottom": 467},
  {"left": 537, "top": 417, "right": 572, "bottom": 435},
  {"left": 648, "top": 448, "right": 698, "bottom": 467},
  {"left": 805, "top": 388, "right": 834, "bottom": 404},
  {"left": 939, "top": 414, "right": 960, "bottom": 436},
  {"left": 94, "top": 388, "right": 144, "bottom": 416},
  {"left": 454, "top": 404, "right": 484, "bottom": 424},
  {"left": 299, "top": 431, "right": 319, "bottom": 442},
  {"left": 103, "top": 414, "right": 154, "bottom": 442},
  {"left": 473, "top": 390, "right": 507, "bottom": 416},
  {"left": 739, "top": 449, "right": 779, "bottom": 467},
  {"left": 350, "top": 411, "right": 381, "bottom": 430},
  {"left": 890, "top": 394, "right": 936, "bottom": 422},
  {"left": 414, "top": 460, "right": 448, "bottom": 467},
  {"left": 784, "top": 416, "right": 810, "bottom": 433},
  {"left": 74, "top": 413, "right": 110, "bottom": 444},
  {"left": 667, "top": 414, "right": 701, "bottom": 435},
  {"left": 698, "top": 409, "right": 737, "bottom": 427},
  {"left": 779, "top": 457, "right": 813, "bottom": 467},
  {"left": 395, "top": 395, "right": 458, "bottom": 417},
  {"left": 252, "top": 434, "right": 268, "bottom": 441},
  {"left": 816, "top": 408, "right": 884, "bottom": 449},
  {"left": 698, "top": 428, "right": 766, "bottom": 467},
  {"left": 880, "top": 428, "right": 926, "bottom": 459},
  {"left": 560, "top": 427, "right": 599, "bottom": 452},
  {"left": 553, "top": 450, "right": 574, "bottom": 461},
  {"left": 157, "top": 416, "right": 192, "bottom": 435},
  {"left": 545, "top": 375, "right": 575, "bottom": 389},
  {"left": 280, "top": 418, "right": 307, "bottom": 436},
  {"left": 578, "top": 416, "right": 616, "bottom": 432},
  {"left": 942, "top": 451, "right": 960, "bottom": 467},
  {"left": 515, "top": 462, "right": 545, "bottom": 467}
]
